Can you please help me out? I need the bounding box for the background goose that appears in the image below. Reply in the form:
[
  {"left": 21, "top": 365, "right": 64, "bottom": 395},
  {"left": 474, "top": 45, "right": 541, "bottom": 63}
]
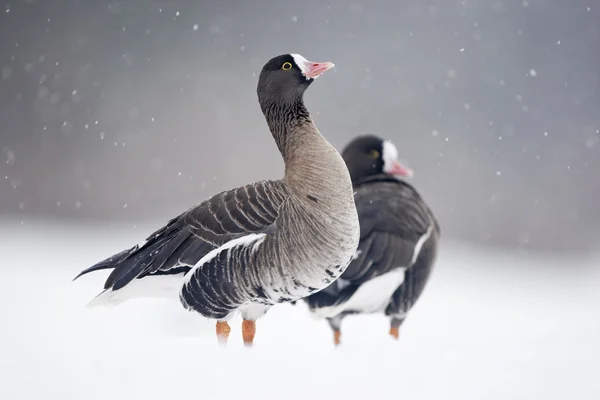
[
  {"left": 73, "top": 54, "right": 360, "bottom": 347},
  {"left": 302, "top": 134, "right": 440, "bottom": 346}
]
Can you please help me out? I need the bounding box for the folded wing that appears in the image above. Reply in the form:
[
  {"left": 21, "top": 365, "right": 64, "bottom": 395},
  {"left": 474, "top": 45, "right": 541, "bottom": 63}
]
[{"left": 74, "top": 180, "right": 289, "bottom": 295}]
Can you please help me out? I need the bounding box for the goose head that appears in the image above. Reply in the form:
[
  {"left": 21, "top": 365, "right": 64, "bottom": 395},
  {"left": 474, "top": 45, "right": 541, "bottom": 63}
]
[
  {"left": 342, "top": 135, "right": 414, "bottom": 183},
  {"left": 257, "top": 53, "right": 335, "bottom": 106}
]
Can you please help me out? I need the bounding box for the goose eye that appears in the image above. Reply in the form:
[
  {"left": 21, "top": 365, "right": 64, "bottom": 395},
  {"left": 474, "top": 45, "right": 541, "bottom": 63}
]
[
  {"left": 369, "top": 149, "right": 380, "bottom": 159},
  {"left": 281, "top": 62, "right": 293, "bottom": 70}
]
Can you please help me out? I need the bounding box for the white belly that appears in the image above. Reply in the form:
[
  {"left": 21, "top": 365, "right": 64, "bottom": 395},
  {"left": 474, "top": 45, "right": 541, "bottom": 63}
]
[{"left": 313, "top": 268, "right": 406, "bottom": 318}]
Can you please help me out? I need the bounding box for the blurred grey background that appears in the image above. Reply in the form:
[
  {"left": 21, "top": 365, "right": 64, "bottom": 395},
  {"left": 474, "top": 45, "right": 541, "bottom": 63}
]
[{"left": 0, "top": 0, "right": 598, "bottom": 254}]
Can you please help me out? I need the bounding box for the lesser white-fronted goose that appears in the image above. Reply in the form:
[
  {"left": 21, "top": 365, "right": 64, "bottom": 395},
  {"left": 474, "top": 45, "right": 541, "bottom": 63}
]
[
  {"left": 302, "top": 134, "right": 440, "bottom": 346},
  {"left": 74, "top": 54, "right": 360, "bottom": 347}
]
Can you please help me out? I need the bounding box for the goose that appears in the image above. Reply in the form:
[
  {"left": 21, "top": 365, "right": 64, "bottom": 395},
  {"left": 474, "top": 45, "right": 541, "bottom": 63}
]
[
  {"left": 301, "top": 134, "right": 440, "bottom": 346},
  {"left": 73, "top": 54, "right": 360, "bottom": 347}
]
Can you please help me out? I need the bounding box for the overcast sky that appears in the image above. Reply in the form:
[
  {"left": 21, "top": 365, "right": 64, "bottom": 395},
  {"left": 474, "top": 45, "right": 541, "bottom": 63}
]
[{"left": 1, "top": 0, "right": 599, "bottom": 255}]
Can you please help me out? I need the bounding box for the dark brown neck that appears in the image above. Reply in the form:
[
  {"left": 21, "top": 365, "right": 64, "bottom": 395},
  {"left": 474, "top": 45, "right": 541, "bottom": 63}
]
[{"left": 260, "top": 98, "right": 312, "bottom": 162}]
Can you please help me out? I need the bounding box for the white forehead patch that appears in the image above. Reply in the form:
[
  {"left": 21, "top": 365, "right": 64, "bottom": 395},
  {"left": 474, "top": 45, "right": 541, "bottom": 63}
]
[
  {"left": 290, "top": 53, "right": 309, "bottom": 76},
  {"left": 382, "top": 140, "right": 399, "bottom": 173}
]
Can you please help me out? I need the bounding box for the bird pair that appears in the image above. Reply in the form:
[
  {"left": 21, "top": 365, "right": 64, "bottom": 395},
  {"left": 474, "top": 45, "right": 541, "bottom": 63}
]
[{"left": 73, "top": 53, "right": 439, "bottom": 347}]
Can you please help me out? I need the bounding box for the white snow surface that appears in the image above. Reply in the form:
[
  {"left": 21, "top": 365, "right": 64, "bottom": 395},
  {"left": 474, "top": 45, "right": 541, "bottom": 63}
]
[{"left": 1, "top": 218, "right": 599, "bottom": 400}]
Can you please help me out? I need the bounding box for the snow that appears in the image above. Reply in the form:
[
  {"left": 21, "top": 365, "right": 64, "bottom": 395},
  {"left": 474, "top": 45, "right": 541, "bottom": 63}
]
[{"left": 1, "top": 219, "right": 599, "bottom": 400}]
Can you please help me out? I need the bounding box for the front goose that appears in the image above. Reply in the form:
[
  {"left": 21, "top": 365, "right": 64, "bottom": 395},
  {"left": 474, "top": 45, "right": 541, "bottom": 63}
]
[
  {"left": 73, "top": 54, "right": 360, "bottom": 347},
  {"left": 302, "top": 134, "right": 440, "bottom": 346}
]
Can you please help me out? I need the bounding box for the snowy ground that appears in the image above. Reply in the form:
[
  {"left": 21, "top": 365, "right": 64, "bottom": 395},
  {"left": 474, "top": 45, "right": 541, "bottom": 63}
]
[{"left": 1, "top": 219, "right": 599, "bottom": 400}]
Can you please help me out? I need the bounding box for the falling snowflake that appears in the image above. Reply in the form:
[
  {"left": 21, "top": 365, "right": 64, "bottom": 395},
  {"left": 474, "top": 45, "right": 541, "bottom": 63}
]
[
  {"left": 585, "top": 137, "right": 598, "bottom": 149},
  {"left": 61, "top": 121, "right": 73, "bottom": 135},
  {"left": 6, "top": 150, "right": 15, "bottom": 165},
  {"left": 2, "top": 66, "right": 12, "bottom": 79}
]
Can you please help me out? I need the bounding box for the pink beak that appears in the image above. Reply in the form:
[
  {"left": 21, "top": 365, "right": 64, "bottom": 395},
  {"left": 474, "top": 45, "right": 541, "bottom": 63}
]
[
  {"left": 386, "top": 160, "right": 414, "bottom": 179},
  {"left": 303, "top": 61, "right": 335, "bottom": 79}
]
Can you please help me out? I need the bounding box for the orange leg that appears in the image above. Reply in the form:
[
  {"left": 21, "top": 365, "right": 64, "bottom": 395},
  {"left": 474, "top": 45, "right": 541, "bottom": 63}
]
[
  {"left": 333, "top": 330, "right": 341, "bottom": 346},
  {"left": 242, "top": 320, "right": 256, "bottom": 347},
  {"left": 389, "top": 326, "right": 400, "bottom": 340},
  {"left": 216, "top": 321, "right": 231, "bottom": 346}
]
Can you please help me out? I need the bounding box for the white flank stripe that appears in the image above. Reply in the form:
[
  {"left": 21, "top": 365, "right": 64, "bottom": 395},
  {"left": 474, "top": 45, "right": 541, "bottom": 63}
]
[
  {"left": 412, "top": 224, "right": 434, "bottom": 264},
  {"left": 181, "top": 233, "right": 267, "bottom": 287}
]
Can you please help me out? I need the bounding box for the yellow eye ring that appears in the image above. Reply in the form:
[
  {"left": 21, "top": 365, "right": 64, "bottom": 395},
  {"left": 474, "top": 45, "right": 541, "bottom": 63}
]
[
  {"left": 369, "top": 149, "right": 380, "bottom": 159},
  {"left": 282, "top": 62, "right": 293, "bottom": 70}
]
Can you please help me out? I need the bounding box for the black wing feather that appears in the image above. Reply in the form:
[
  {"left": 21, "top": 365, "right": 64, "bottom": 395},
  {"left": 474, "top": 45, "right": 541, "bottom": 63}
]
[
  {"left": 339, "top": 177, "right": 436, "bottom": 284},
  {"left": 385, "top": 234, "right": 439, "bottom": 316},
  {"left": 73, "top": 180, "right": 288, "bottom": 292}
]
